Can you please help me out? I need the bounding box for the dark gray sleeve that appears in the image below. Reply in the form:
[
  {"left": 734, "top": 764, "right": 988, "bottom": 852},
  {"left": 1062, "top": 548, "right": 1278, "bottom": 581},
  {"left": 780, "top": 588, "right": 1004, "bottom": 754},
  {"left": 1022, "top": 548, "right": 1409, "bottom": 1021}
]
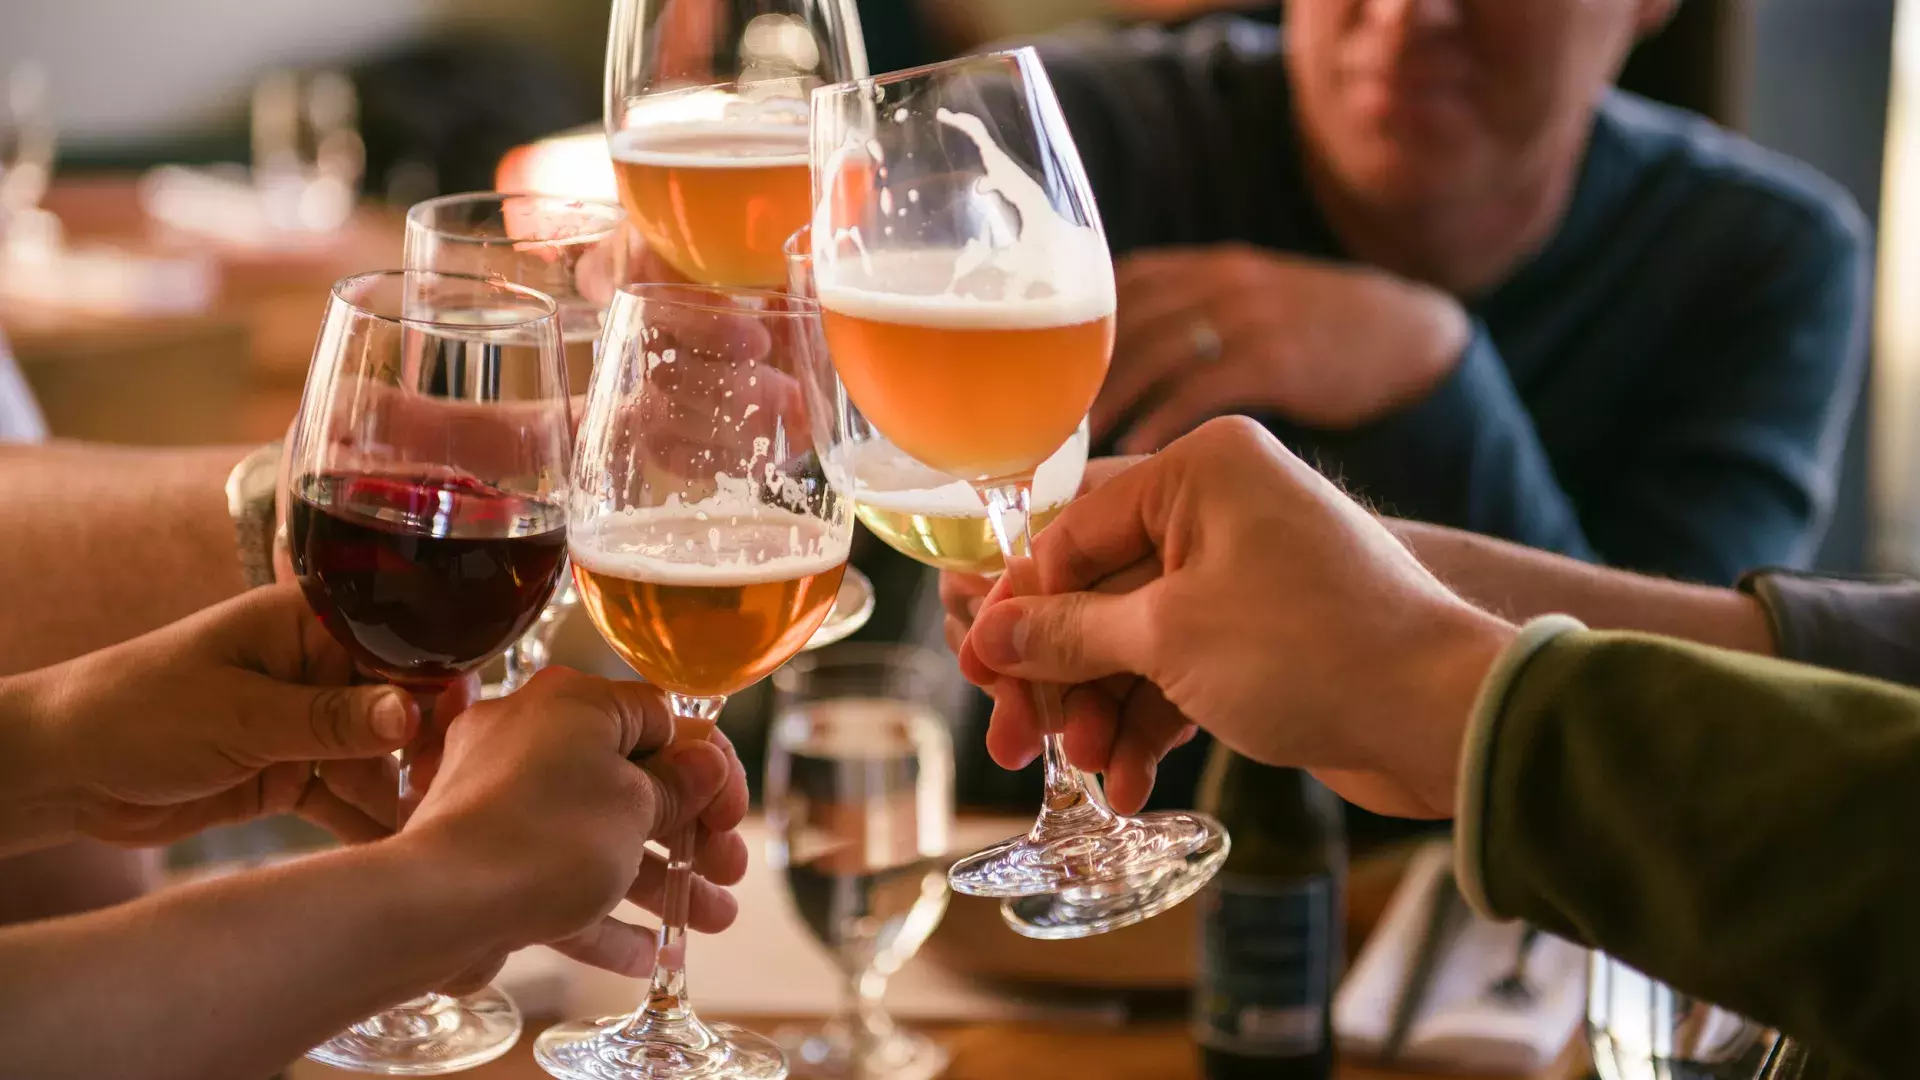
[{"left": 1742, "top": 570, "right": 1920, "bottom": 688}]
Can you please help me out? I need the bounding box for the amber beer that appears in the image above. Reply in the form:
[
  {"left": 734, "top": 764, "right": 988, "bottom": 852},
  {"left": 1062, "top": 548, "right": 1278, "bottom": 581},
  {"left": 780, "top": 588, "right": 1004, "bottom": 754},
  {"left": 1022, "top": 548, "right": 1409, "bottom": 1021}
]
[
  {"left": 611, "top": 125, "right": 810, "bottom": 289},
  {"left": 817, "top": 277, "right": 1113, "bottom": 481},
  {"left": 570, "top": 510, "right": 848, "bottom": 699}
]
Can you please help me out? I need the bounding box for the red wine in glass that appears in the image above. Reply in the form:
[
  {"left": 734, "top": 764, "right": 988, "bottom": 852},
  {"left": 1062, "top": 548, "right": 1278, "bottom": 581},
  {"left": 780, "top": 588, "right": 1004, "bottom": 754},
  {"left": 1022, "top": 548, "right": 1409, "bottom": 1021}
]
[{"left": 290, "top": 472, "right": 567, "bottom": 690}]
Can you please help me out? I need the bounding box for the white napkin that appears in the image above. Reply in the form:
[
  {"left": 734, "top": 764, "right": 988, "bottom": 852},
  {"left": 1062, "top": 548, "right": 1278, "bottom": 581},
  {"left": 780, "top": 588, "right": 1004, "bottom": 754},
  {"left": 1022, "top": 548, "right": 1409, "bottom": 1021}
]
[{"left": 1334, "top": 843, "right": 1586, "bottom": 1076}]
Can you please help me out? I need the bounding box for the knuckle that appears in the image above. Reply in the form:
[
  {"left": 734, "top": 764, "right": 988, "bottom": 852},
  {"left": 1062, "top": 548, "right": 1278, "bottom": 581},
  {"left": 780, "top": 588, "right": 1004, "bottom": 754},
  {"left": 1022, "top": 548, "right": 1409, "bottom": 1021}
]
[{"left": 307, "top": 690, "right": 354, "bottom": 752}]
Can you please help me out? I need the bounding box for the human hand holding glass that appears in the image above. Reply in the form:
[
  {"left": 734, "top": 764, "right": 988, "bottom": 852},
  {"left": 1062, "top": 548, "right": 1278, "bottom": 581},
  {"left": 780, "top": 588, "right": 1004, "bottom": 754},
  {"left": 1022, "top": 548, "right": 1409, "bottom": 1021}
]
[
  {"left": 538, "top": 284, "right": 854, "bottom": 1080},
  {"left": 808, "top": 49, "right": 1227, "bottom": 939},
  {"left": 288, "top": 270, "right": 573, "bottom": 1073}
]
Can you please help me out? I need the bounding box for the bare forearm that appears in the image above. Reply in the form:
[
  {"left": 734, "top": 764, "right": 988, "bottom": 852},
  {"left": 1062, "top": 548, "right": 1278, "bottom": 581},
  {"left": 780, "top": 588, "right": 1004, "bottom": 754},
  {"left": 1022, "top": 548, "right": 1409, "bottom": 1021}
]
[
  {"left": 1389, "top": 519, "right": 1775, "bottom": 656},
  {"left": 0, "top": 838, "right": 500, "bottom": 1080},
  {"left": 0, "top": 442, "right": 250, "bottom": 673}
]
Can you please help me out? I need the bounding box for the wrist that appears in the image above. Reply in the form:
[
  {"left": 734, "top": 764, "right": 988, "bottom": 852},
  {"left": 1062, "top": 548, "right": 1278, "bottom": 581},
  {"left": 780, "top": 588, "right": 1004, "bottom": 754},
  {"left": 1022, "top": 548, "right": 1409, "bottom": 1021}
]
[
  {"left": 1401, "top": 603, "right": 1520, "bottom": 816},
  {"left": 0, "top": 670, "right": 82, "bottom": 852},
  {"left": 386, "top": 820, "right": 530, "bottom": 955},
  {"left": 363, "top": 830, "right": 520, "bottom": 977}
]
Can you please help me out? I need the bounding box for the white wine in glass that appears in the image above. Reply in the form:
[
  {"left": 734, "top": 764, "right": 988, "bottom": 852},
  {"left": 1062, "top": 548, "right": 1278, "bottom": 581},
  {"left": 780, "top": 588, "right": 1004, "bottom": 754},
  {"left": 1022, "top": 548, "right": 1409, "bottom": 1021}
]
[{"left": 810, "top": 49, "right": 1228, "bottom": 940}]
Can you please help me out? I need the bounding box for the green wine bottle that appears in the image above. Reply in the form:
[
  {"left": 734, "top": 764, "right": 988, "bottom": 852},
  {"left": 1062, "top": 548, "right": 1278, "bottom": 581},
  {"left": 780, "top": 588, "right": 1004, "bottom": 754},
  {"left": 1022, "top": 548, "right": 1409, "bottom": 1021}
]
[{"left": 1194, "top": 748, "right": 1346, "bottom": 1080}]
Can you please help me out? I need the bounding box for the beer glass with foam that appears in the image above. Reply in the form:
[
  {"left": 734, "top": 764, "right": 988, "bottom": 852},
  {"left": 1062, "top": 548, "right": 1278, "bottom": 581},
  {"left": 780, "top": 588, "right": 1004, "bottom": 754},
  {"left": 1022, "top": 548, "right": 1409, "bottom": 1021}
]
[
  {"left": 537, "top": 284, "right": 853, "bottom": 1080},
  {"left": 605, "top": 0, "right": 865, "bottom": 288},
  {"left": 809, "top": 49, "right": 1228, "bottom": 941}
]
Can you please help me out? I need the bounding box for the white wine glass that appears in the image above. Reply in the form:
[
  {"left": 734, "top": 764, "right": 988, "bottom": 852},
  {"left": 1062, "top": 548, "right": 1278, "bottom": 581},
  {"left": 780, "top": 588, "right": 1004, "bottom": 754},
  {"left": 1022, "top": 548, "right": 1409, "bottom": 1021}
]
[
  {"left": 538, "top": 283, "right": 854, "bottom": 1080},
  {"left": 786, "top": 224, "right": 1088, "bottom": 577},
  {"left": 606, "top": 0, "right": 866, "bottom": 289},
  {"left": 766, "top": 644, "right": 956, "bottom": 1080},
  {"left": 403, "top": 191, "right": 630, "bottom": 693},
  {"left": 809, "top": 48, "right": 1228, "bottom": 939}
]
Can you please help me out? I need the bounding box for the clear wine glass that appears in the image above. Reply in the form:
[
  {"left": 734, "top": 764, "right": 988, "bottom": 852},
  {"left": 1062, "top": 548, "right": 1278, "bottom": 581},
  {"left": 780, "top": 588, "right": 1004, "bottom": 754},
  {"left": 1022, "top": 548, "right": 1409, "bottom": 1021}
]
[
  {"left": 766, "top": 644, "right": 956, "bottom": 1080},
  {"left": 605, "top": 0, "right": 866, "bottom": 289},
  {"left": 1588, "top": 955, "right": 1778, "bottom": 1080},
  {"left": 403, "top": 191, "right": 630, "bottom": 693},
  {"left": 809, "top": 48, "right": 1228, "bottom": 939},
  {"left": 785, "top": 224, "right": 1089, "bottom": 578},
  {"left": 538, "top": 283, "right": 854, "bottom": 1080},
  {"left": 289, "top": 270, "right": 572, "bottom": 1073}
]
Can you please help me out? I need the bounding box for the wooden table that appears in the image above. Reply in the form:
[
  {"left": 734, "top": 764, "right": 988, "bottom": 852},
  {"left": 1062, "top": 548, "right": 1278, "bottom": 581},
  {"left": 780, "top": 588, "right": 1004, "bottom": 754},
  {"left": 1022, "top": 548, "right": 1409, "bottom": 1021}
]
[
  {"left": 289, "top": 849, "right": 1585, "bottom": 1080},
  {"left": 290, "top": 1017, "right": 1581, "bottom": 1080},
  {"left": 1, "top": 176, "right": 402, "bottom": 445}
]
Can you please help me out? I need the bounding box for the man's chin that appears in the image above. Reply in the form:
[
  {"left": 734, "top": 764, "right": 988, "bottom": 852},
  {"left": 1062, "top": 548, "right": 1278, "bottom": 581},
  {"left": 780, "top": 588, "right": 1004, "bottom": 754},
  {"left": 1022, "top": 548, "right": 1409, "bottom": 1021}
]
[{"left": 1330, "top": 144, "right": 1492, "bottom": 214}]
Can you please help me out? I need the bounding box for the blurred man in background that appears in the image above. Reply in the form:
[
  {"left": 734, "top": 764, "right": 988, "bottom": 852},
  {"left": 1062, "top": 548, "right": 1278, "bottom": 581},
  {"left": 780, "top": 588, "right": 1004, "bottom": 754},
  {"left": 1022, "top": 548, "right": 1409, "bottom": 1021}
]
[{"left": 988, "top": 0, "right": 1869, "bottom": 809}]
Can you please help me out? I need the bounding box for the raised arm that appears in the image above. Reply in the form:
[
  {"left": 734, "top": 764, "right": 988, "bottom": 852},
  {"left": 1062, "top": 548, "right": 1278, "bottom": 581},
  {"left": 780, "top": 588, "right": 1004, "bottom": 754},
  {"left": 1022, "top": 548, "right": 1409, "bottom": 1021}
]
[{"left": 0, "top": 669, "right": 749, "bottom": 1080}]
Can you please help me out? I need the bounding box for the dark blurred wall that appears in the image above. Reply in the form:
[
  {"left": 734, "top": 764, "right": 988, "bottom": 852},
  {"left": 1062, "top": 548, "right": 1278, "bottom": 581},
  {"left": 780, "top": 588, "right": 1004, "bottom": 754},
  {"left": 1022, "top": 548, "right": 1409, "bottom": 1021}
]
[{"left": 1745, "top": 0, "right": 1895, "bottom": 572}]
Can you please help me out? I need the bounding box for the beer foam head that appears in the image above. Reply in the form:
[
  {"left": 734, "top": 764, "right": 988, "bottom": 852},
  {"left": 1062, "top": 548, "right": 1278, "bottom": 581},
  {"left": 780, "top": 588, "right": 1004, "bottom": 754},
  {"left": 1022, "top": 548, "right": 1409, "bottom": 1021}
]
[
  {"left": 835, "top": 427, "right": 1086, "bottom": 514},
  {"left": 610, "top": 124, "right": 809, "bottom": 169},
  {"left": 813, "top": 105, "right": 1114, "bottom": 325},
  {"left": 571, "top": 504, "right": 849, "bottom": 585}
]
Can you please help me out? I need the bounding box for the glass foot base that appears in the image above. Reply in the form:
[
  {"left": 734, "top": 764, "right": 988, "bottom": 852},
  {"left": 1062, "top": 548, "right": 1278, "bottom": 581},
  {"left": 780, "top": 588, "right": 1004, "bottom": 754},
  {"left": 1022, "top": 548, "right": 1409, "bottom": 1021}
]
[
  {"left": 305, "top": 988, "right": 522, "bottom": 1076},
  {"left": 948, "top": 809, "right": 1228, "bottom": 939},
  {"left": 535, "top": 1016, "right": 788, "bottom": 1080},
  {"left": 804, "top": 567, "right": 874, "bottom": 652},
  {"left": 948, "top": 809, "right": 1226, "bottom": 894},
  {"left": 774, "top": 1021, "right": 947, "bottom": 1080}
]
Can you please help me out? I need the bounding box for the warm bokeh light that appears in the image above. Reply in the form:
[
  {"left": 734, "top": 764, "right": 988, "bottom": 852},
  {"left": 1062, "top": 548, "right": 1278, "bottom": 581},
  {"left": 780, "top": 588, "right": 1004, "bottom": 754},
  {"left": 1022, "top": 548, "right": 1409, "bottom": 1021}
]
[
  {"left": 495, "top": 127, "right": 617, "bottom": 202},
  {"left": 1876, "top": 1, "right": 1920, "bottom": 572}
]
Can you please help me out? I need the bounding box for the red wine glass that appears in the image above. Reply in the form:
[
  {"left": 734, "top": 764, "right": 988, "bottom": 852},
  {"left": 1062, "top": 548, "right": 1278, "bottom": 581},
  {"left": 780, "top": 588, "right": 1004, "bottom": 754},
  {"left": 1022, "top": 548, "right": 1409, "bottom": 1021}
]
[{"left": 289, "top": 270, "right": 572, "bottom": 1075}]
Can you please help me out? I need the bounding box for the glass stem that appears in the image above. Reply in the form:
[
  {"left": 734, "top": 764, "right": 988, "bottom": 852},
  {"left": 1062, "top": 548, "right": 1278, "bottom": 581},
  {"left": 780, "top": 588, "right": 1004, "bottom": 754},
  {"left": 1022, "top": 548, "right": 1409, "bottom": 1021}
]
[
  {"left": 977, "top": 480, "right": 1118, "bottom": 839},
  {"left": 846, "top": 966, "right": 891, "bottom": 1057},
  {"left": 612, "top": 692, "right": 728, "bottom": 1043},
  {"left": 382, "top": 689, "right": 451, "bottom": 1016}
]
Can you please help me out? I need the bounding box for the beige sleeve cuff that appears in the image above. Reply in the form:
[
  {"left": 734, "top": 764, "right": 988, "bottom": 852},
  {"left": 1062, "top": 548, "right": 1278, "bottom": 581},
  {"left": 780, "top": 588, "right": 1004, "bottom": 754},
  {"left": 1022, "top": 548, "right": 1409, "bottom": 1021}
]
[{"left": 1453, "top": 614, "right": 1588, "bottom": 920}]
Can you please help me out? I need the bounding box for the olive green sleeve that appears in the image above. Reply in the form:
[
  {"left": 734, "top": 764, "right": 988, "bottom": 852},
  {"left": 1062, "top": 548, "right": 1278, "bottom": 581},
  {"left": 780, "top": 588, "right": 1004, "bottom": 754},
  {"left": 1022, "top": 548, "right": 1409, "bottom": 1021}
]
[{"left": 1476, "top": 630, "right": 1920, "bottom": 1078}]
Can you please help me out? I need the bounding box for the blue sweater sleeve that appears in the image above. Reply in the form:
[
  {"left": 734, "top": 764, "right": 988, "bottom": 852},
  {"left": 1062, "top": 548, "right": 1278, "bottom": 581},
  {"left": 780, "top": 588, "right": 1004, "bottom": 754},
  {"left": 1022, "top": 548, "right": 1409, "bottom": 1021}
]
[
  {"left": 1310, "top": 197, "right": 1866, "bottom": 586},
  {"left": 1302, "top": 327, "right": 1597, "bottom": 563},
  {"left": 1573, "top": 203, "right": 1870, "bottom": 583}
]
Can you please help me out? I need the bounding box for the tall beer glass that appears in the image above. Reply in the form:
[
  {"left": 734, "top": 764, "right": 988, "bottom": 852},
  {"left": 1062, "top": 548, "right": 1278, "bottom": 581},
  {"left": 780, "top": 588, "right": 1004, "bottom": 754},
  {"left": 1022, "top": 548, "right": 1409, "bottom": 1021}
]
[
  {"left": 606, "top": 0, "right": 865, "bottom": 288},
  {"left": 809, "top": 49, "right": 1227, "bottom": 940},
  {"left": 404, "top": 192, "right": 630, "bottom": 692},
  {"left": 538, "top": 284, "right": 853, "bottom": 1080}
]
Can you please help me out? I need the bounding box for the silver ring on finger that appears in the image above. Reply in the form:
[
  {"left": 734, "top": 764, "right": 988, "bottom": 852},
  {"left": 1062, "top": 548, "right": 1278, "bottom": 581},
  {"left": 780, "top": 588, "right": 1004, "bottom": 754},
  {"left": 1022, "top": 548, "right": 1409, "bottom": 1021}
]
[{"left": 1189, "top": 318, "right": 1223, "bottom": 364}]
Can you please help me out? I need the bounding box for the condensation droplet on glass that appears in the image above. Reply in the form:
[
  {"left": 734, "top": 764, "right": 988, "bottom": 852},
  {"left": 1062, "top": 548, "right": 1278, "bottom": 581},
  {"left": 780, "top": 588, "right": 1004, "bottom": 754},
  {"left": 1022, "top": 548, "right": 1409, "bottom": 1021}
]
[
  {"left": 742, "top": 404, "right": 759, "bottom": 419},
  {"left": 908, "top": 188, "right": 920, "bottom": 204},
  {"left": 892, "top": 106, "right": 908, "bottom": 124}
]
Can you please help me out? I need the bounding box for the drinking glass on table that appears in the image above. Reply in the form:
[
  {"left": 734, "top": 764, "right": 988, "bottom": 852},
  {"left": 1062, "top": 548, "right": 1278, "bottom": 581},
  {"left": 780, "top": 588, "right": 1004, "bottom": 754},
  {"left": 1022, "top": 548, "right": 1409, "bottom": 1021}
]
[
  {"left": 404, "top": 191, "right": 630, "bottom": 693},
  {"left": 605, "top": 0, "right": 865, "bottom": 290},
  {"left": 288, "top": 270, "right": 572, "bottom": 1073},
  {"left": 808, "top": 48, "right": 1228, "bottom": 940},
  {"left": 537, "top": 283, "right": 854, "bottom": 1080},
  {"left": 1588, "top": 955, "right": 1778, "bottom": 1080},
  {"left": 766, "top": 644, "right": 956, "bottom": 1080},
  {"left": 785, "top": 225, "right": 1089, "bottom": 577}
]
